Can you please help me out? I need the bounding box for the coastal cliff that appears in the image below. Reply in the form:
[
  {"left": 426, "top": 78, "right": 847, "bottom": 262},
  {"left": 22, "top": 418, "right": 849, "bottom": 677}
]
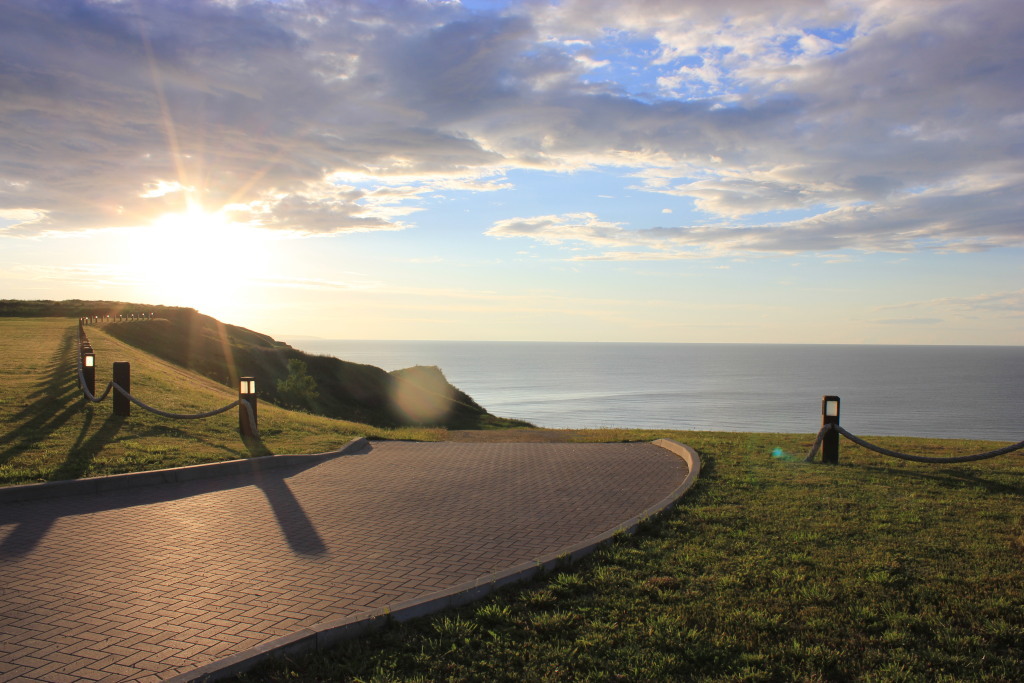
[{"left": 0, "top": 299, "right": 528, "bottom": 430}]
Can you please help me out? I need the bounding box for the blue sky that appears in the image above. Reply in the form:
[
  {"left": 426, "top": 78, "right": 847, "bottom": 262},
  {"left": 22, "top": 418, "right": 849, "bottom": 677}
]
[{"left": 1, "top": 0, "right": 1022, "bottom": 344}]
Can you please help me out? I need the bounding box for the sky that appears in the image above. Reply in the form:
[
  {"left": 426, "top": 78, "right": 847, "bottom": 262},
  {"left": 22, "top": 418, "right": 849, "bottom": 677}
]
[{"left": 1, "top": 0, "right": 1022, "bottom": 345}]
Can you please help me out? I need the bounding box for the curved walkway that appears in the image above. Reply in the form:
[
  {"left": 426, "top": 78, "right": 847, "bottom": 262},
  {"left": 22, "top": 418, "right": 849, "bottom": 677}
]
[{"left": 0, "top": 440, "right": 695, "bottom": 682}]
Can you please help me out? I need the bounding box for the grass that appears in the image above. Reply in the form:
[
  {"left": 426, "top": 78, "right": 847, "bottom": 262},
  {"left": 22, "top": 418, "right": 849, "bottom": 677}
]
[
  {"left": 0, "top": 318, "right": 441, "bottom": 486},
  {"left": 238, "top": 429, "right": 1024, "bottom": 681},
  {"left": 3, "top": 317, "right": 1022, "bottom": 678}
]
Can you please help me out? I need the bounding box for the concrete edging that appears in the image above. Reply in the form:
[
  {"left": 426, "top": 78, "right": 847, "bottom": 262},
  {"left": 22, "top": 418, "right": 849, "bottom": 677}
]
[
  {"left": 166, "top": 438, "right": 702, "bottom": 683},
  {"left": 0, "top": 438, "right": 370, "bottom": 504}
]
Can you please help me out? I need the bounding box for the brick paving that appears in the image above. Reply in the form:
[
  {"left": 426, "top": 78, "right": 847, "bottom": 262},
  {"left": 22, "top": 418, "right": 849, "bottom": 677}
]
[{"left": 0, "top": 441, "right": 687, "bottom": 682}]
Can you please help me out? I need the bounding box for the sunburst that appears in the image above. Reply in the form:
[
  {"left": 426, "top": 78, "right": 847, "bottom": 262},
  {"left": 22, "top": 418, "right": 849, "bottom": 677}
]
[{"left": 122, "top": 204, "right": 273, "bottom": 319}]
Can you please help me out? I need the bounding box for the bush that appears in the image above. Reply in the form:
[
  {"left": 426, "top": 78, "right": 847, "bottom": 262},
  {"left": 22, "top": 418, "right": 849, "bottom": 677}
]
[{"left": 276, "top": 358, "right": 319, "bottom": 410}]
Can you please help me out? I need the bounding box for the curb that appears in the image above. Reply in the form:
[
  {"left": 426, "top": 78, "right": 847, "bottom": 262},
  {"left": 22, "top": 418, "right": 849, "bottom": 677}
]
[
  {"left": 165, "top": 439, "right": 702, "bottom": 682},
  {"left": 0, "top": 438, "right": 370, "bottom": 504}
]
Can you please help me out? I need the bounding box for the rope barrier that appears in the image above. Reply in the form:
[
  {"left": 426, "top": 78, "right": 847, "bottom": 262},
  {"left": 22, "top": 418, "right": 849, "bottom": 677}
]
[
  {"left": 833, "top": 425, "right": 1024, "bottom": 463},
  {"left": 76, "top": 358, "right": 259, "bottom": 436},
  {"left": 804, "top": 424, "right": 832, "bottom": 463},
  {"left": 806, "top": 423, "right": 1024, "bottom": 464}
]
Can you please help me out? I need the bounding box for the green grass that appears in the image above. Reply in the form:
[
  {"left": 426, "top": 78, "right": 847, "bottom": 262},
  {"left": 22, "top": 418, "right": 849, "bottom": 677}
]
[
  {"left": 0, "top": 318, "right": 441, "bottom": 486},
  {"left": 239, "top": 429, "right": 1024, "bottom": 681},
  {"left": 4, "top": 317, "right": 1022, "bottom": 678}
]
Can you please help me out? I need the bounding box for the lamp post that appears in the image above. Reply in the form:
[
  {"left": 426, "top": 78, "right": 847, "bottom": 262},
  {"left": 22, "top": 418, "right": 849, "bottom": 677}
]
[
  {"left": 82, "top": 352, "right": 96, "bottom": 396},
  {"left": 239, "top": 377, "right": 257, "bottom": 437},
  {"left": 821, "top": 395, "right": 840, "bottom": 464}
]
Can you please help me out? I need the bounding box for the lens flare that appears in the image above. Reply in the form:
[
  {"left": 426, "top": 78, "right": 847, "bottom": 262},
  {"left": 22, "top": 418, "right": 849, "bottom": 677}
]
[{"left": 389, "top": 366, "right": 454, "bottom": 424}]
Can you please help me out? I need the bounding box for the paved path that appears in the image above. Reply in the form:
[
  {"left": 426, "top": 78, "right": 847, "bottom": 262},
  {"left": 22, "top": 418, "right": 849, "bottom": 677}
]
[{"left": 0, "top": 441, "right": 688, "bottom": 682}]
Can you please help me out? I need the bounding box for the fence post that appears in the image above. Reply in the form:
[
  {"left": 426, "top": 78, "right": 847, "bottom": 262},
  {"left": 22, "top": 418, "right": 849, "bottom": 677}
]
[
  {"left": 82, "top": 351, "right": 95, "bottom": 396},
  {"left": 822, "top": 395, "right": 840, "bottom": 464},
  {"left": 239, "top": 377, "right": 257, "bottom": 437},
  {"left": 113, "top": 362, "right": 131, "bottom": 416}
]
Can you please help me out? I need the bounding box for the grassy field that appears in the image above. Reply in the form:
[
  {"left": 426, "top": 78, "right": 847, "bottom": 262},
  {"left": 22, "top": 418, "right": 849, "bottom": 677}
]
[
  {"left": 238, "top": 429, "right": 1024, "bottom": 681},
  {"left": 3, "top": 317, "right": 1021, "bottom": 679},
  {"left": 0, "top": 318, "right": 440, "bottom": 486}
]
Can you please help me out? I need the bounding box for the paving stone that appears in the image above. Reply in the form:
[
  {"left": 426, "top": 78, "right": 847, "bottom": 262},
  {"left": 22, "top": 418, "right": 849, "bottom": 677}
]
[{"left": 0, "top": 441, "right": 686, "bottom": 681}]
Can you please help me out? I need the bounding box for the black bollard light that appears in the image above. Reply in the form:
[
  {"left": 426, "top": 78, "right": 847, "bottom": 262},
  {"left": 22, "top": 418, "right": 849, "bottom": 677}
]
[
  {"left": 82, "top": 351, "right": 96, "bottom": 397},
  {"left": 239, "top": 376, "right": 258, "bottom": 437},
  {"left": 113, "top": 362, "right": 131, "bottom": 416},
  {"left": 821, "top": 395, "right": 840, "bottom": 464}
]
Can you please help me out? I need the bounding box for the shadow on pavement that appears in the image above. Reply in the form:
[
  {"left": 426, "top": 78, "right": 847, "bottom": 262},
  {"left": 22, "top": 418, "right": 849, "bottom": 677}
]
[{"left": 0, "top": 455, "right": 333, "bottom": 559}]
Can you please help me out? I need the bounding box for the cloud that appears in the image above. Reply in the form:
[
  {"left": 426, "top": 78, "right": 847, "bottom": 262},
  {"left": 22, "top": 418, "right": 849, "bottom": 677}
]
[
  {"left": 255, "top": 275, "right": 381, "bottom": 292},
  {"left": 0, "top": 0, "right": 1021, "bottom": 257},
  {"left": 875, "top": 289, "right": 1024, "bottom": 319},
  {"left": 0, "top": 0, "right": 508, "bottom": 235},
  {"left": 869, "top": 318, "right": 943, "bottom": 326},
  {"left": 486, "top": 172, "right": 1024, "bottom": 258}
]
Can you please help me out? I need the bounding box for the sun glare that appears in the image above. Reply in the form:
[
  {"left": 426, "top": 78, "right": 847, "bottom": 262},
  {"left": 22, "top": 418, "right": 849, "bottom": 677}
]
[{"left": 123, "top": 207, "right": 272, "bottom": 319}]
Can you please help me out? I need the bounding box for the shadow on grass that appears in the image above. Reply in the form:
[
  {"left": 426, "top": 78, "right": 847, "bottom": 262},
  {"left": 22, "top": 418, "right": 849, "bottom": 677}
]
[
  {"left": 863, "top": 463, "right": 1024, "bottom": 497},
  {"left": 53, "top": 413, "right": 126, "bottom": 482},
  {"left": 0, "top": 327, "right": 81, "bottom": 467}
]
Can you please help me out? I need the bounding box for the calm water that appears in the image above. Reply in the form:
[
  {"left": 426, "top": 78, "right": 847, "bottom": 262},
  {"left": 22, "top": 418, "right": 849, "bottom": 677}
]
[{"left": 288, "top": 340, "right": 1024, "bottom": 441}]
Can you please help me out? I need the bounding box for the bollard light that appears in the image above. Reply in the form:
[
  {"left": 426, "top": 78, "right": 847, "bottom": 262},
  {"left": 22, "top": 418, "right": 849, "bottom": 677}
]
[
  {"left": 821, "top": 395, "right": 840, "bottom": 464},
  {"left": 239, "top": 376, "right": 258, "bottom": 437},
  {"left": 82, "top": 352, "right": 96, "bottom": 396},
  {"left": 824, "top": 398, "right": 839, "bottom": 417}
]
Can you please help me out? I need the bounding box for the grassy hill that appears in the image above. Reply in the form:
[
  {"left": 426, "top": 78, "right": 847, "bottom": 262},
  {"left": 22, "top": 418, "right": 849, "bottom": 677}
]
[
  {"left": 0, "top": 316, "right": 443, "bottom": 486},
  {"left": 0, "top": 299, "right": 530, "bottom": 430}
]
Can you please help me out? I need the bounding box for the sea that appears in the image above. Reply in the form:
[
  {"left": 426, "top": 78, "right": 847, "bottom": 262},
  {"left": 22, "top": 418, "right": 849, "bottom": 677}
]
[{"left": 286, "top": 340, "right": 1024, "bottom": 442}]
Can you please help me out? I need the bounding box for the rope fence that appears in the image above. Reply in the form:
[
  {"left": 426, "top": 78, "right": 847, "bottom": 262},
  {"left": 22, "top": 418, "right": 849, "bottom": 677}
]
[
  {"left": 805, "top": 422, "right": 1024, "bottom": 464},
  {"left": 76, "top": 323, "right": 259, "bottom": 437}
]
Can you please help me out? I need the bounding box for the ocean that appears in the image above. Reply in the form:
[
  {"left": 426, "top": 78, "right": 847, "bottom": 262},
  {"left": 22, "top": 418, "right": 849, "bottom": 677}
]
[{"left": 286, "top": 340, "right": 1024, "bottom": 442}]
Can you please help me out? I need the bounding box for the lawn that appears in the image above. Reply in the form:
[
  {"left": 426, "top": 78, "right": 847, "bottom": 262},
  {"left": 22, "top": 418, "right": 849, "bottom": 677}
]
[
  {"left": 240, "top": 429, "right": 1024, "bottom": 681},
  {"left": 2, "top": 317, "right": 1021, "bottom": 679}
]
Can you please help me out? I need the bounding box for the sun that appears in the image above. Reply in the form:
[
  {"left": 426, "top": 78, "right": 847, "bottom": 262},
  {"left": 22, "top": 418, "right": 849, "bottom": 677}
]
[{"left": 123, "top": 206, "right": 272, "bottom": 319}]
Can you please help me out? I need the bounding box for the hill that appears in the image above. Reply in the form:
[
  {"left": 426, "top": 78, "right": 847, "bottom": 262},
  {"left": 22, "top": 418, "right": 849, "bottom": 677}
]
[
  {"left": 0, "top": 299, "right": 530, "bottom": 430},
  {"left": 0, "top": 316, "right": 448, "bottom": 486}
]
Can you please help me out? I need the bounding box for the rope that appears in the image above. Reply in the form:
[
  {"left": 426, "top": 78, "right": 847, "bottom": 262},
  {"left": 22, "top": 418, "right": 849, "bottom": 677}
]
[
  {"left": 77, "top": 363, "right": 114, "bottom": 403},
  {"left": 804, "top": 424, "right": 833, "bottom": 462},
  {"left": 833, "top": 425, "right": 1024, "bottom": 464},
  {"left": 805, "top": 422, "right": 1024, "bottom": 463},
  {"left": 76, "top": 360, "right": 259, "bottom": 435}
]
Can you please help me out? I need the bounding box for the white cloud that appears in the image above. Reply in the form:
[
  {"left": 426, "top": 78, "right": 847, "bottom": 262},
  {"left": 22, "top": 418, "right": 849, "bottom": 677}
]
[
  {"left": 0, "top": 0, "right": 1021, "bottom": 259},
  {"left": 486, "top": 170, "right": 1024, "bottom": 258},
  {"left": 875, "top": 289, "right": 1024, "bottom": 318}
]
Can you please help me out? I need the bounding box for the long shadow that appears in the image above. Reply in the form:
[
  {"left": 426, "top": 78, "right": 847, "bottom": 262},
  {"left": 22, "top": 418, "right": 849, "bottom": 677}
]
[
  {"left": 241, "top": 433, "right": 327, "bottom": 555},
  {"left": 0, "top": 328, "right": 83, "bottom": 466},
  {"left": 863, "top": 464, "right": 1024, "bottom": 497},
  {"left": 0, "top": 451, "right": 334, "bottom": 559},
  {"left": 1, "top": 326, "right": 329, "bottom": 559},
  {"left": 52, "top": 414, "right": 126, "bottom": 482},
  {"left": 253, "top": 474, "right": 329, "bottom": 556}
]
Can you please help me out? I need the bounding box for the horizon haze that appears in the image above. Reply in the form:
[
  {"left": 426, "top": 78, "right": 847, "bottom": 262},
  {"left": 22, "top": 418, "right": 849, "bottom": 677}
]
[{"left": 1, "top": 0, "right": 1022, "bottom": 345}]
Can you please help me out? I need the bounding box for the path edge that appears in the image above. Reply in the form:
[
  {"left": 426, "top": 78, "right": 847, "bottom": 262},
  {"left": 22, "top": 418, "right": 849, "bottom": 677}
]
[
  {"left": 0, "top": 438, "right": 370, "bottom": 504},
  {"left": 166, "top": 439, "right": 702, "bottom": 683}
]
